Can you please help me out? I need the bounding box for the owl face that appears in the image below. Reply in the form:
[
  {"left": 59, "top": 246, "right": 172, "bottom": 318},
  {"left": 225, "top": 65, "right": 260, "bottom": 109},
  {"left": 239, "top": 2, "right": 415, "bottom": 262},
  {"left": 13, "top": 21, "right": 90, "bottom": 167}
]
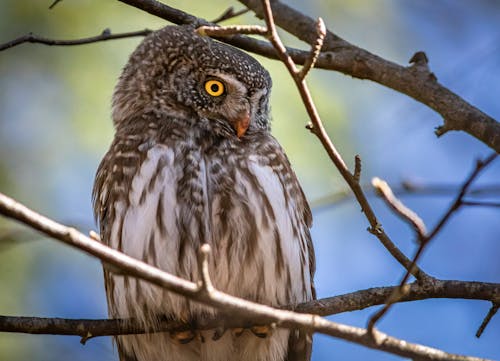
[{"left": 113, "top": 26, "right": 272, "bottom": 139}]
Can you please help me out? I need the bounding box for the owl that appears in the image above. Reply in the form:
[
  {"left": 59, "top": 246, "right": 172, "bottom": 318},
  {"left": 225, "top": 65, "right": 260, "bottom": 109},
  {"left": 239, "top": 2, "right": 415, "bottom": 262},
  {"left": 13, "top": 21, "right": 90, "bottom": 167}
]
[{"left": 93, "top": 25, "right": 315, "bottom": 361}]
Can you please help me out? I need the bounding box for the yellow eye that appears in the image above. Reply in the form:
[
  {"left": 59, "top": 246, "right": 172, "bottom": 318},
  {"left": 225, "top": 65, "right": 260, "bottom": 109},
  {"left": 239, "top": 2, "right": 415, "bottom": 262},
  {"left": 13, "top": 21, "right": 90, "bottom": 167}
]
[{"left": 204, "top": 79, "right": 225, "bottom": 97}]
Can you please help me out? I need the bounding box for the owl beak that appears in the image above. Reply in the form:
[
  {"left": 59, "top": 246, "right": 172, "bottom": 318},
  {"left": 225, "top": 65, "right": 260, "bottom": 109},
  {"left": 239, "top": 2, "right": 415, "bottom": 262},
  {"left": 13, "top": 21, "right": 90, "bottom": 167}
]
[{"left": 231, "top": 110, "right": 250, "bottom": 139}]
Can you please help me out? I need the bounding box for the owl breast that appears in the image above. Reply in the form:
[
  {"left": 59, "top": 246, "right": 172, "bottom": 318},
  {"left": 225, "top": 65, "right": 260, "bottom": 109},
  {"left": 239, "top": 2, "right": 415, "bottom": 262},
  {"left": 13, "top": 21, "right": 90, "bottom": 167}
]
[{"left": 97, "top": 125, "right": 313, "bottom": 361}]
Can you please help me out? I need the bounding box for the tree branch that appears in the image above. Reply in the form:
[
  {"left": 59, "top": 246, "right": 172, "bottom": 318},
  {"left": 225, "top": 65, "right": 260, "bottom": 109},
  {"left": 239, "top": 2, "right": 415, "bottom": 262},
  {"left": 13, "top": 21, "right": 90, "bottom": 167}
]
[
  {"left": 1, "top": 278, "right": 498, "bottom": 340},
  {"left": 0, "top": 29, "right": 152, "bottom": 52},
  {"left": 0, "top": 191, "right": 493, "bottom": 361},
  {"left": 311, "top": 181, "right": 500, "bottom": 210}
]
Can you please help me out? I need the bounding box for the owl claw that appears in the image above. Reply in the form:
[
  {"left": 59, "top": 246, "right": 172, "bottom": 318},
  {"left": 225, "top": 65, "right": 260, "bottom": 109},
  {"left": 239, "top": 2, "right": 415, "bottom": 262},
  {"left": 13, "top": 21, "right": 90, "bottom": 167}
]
[
  {"left": 250, "top": 325, "right": 271, "bottom": 338},
  {"left": 170, "top": 330, "right": 196, "bottom": 344},
  {"left": 212, "top": 327, "right": 227, "bottom": 341},
  {"left": 231, "top": 327, "right": 245, "bottom": 337}
]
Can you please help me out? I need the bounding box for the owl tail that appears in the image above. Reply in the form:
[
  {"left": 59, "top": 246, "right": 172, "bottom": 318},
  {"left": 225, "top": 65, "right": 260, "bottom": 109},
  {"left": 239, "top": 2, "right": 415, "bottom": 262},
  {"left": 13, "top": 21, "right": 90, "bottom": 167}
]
[{"left": 286, "top": 329, "right": 313, "bottom": 361}]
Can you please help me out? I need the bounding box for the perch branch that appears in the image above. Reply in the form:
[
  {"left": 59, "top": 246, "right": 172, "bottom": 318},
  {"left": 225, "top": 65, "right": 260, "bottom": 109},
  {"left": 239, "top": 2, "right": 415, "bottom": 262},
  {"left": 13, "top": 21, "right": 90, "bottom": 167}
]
[
  {"left": 2, "top": 279, "right": 498, "bottom": 339},
  {"left": 0, "top": 191, "right": 493, "bottom": 361}
]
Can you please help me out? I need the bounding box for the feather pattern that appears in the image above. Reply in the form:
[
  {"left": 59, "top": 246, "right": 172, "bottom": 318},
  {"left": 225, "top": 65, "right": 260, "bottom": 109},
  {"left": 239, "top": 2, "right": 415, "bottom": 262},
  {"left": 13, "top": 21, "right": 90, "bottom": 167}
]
[{"left": 93, "top": 25, "right": 315, "bottom": 361}]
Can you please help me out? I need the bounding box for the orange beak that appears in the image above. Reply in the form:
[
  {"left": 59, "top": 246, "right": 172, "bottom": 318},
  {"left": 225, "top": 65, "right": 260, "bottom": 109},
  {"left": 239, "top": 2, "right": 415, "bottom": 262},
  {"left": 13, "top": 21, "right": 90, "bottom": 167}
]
[{"left": 231, "top": 110, "right": 250, "bottom": 139}]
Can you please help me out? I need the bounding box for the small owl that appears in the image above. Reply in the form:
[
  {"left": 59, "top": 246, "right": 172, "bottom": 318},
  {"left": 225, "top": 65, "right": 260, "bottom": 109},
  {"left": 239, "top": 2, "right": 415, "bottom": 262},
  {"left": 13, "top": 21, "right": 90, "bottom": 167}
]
[{"left": 93, "top": 25, "right": 315, "bottom": 361}]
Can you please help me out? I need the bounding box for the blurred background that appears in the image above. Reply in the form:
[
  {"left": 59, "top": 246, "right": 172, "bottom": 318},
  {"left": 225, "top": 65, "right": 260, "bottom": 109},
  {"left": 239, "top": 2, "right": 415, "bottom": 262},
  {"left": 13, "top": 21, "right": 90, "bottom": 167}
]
[{"left": 0, "top": 0, "right": 499, "bottom": 360}]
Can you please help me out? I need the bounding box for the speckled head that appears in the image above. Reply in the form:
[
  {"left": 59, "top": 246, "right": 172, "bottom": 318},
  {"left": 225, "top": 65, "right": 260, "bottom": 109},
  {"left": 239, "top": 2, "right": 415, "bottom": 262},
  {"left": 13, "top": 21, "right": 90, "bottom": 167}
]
[{"left": 112, "top": 25, "right": 272, "bottom": 137}]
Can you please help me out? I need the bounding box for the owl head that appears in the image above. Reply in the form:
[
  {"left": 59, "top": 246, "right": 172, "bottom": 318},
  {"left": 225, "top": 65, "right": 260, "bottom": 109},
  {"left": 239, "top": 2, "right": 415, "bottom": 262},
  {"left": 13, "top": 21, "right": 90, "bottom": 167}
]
[{"left": 112, "top": 25, "right": 272, "bottom": 139}]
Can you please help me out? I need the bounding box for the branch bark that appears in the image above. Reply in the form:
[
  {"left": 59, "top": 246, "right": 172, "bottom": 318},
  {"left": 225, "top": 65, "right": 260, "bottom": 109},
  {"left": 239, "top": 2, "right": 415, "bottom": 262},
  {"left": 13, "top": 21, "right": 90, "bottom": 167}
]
[{"left": 1, "top": 279, "right": 498, "bottom": 340}]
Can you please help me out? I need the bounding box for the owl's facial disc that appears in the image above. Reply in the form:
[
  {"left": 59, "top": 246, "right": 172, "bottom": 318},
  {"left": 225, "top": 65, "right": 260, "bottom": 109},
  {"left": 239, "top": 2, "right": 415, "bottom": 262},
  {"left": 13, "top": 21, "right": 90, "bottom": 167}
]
[{"left": 202, "top": 73, "right": 252, "bottom": 138}]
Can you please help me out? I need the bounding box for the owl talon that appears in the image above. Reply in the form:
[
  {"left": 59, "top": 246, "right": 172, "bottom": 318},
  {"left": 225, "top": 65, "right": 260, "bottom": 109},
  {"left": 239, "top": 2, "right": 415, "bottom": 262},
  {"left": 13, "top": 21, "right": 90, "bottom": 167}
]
[
  {"left": 250, "top": 325, "right": 271, "bottom": 338},
  {"left": 231, "top": 327, "right": 245, "bottom": 337},
  {"left": 170, "top": 330, "right": 196, "bottom": 344},
  {"left": 212, "top": 326, "right": 227, "bottom": 341}
]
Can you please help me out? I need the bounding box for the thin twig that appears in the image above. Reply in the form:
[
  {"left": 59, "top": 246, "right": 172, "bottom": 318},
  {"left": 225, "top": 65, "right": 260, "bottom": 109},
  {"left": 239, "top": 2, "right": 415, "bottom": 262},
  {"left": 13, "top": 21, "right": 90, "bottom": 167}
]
[
  {"left": 211, "top": 7, "right": 250, "bottom": 23},
  {"left": 297, "top": 17, "right": 326, "bottom": 80},
  {"left": 425, "top": 152, "right": 497, "bottom": 242},
  {"left": 48, "top": 0, "right": 63, "bottom": 9},
  {"left": 0, "top": 29, "right": 151, "bottom": 52},
  {"left": 0, "top": 192, "right": 492, "bottom": 361},
  {"left": 372, "top": 177, "right": 427, "bottom": 240},
  {"left": 461, "top": 200, "right": 500, "bottom": 208},
  {"left": 311, "top": 182, "right": 500, "bottom": 210},
  {"left": 476, "top": 303, "right": 499, "bottom": 338}
]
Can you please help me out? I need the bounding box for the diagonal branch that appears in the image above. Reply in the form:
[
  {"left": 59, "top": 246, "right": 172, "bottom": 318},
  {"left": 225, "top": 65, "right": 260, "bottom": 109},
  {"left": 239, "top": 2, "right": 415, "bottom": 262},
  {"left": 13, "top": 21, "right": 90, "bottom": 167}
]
[{"left": 0, "top": 191, "right": 492, "bottom": 361}]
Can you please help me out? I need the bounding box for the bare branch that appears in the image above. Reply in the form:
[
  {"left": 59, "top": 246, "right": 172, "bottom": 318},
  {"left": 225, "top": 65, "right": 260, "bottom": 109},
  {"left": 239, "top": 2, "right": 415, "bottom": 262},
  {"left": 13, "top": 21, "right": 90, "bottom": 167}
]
[
  {"left": 117, "top": 0, "right": 203, "bottom": 26},
  {"left": 48, "top": 0, "right": 63, "bottom": 10},
  {"left": 425, "top": 152, "right": 498, "bottom": 242},
  {"left": 0, "top": 29, "right": 152, "bottom": 52},
  {"left": 211, "top": 7, "right": 250, "bottom": 24},
  {"left": 0, "top": 191, "right": 493, "bottom": 361},
  {"left": 476, "top": 303, "right": 499, "bottom": 338},
  {"left": 372, "top": 177, "right": 427, "bottom": 240},
  {"left": 461, "top": 200, "right": 500, "bottom": 208},
  {"left": 311, "top": 181, "right": 500, "bottom": 210},
  {"left": 297, "top": 17, "right": 326, "bottom": 81}
]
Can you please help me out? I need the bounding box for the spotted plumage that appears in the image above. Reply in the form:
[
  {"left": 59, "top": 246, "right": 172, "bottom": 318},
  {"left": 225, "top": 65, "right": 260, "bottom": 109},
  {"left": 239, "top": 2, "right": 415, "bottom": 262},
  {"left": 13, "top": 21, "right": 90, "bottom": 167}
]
[{"left": 93, "top": 25, "right": 315, "bottom": 361}]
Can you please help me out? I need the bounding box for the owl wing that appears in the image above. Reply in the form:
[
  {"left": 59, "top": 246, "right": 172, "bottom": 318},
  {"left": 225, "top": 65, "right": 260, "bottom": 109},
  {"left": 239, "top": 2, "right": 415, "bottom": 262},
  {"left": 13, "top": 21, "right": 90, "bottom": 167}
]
[{"left": 255, "top": 137, "right": 315, "bottom": 361}]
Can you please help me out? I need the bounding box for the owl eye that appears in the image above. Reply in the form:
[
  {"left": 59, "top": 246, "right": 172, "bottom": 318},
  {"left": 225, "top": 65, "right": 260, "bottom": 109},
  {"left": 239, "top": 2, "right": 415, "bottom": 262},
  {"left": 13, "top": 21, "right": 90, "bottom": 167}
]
[{"left": 204, "top": 79, "right": 225, "bottom": 97}]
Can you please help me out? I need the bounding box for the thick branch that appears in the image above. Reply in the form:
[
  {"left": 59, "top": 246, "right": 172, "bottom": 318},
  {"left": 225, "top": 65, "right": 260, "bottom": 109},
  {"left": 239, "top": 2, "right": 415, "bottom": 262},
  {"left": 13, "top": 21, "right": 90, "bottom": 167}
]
[
  {"left": 0, "top": 192, "right": 492, "bottom": 361},
  {"left": 1, "top": 279, "right": 498, "bottom": 339}
]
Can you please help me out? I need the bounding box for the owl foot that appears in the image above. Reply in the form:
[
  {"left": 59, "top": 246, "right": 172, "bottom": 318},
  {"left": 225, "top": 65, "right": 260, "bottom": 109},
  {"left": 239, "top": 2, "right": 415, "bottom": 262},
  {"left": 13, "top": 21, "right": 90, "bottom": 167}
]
[
  {"left": 231, "top": 327, "right": 245, "bottom": 337},
  {"left": 212, "top": 326, "right": 227, "bottom": 341},
  {"left": 250, "top": 325, "right": 272, "bottom": 338},
  {"left": 170, "top": 330, "right": 196, "bottom": 344}
]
